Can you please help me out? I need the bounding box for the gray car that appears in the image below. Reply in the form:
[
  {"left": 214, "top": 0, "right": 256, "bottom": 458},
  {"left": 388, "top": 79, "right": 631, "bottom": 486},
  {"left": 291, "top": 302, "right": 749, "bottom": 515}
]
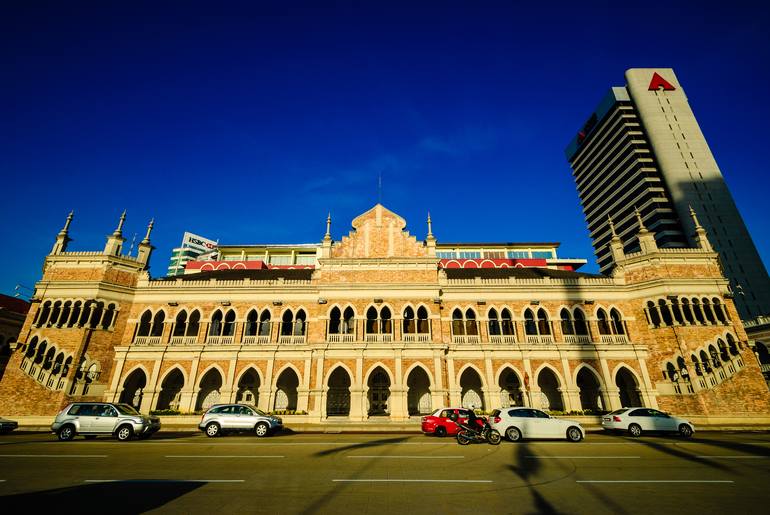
[
  {"left": 199, "top": 404, "right": 282, "bottom": 437},
  {"left": 0, "top": 417, "right": 18, "bottom": 434},
  {"left": 51, "top": 402, "right": 161, "bottom": 441}
]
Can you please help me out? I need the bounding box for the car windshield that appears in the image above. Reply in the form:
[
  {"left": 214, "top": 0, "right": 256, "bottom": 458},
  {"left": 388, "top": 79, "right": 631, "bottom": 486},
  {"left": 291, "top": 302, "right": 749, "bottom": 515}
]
[
  {"left": 114, "top": 404, "right": 141, "bottom": 415},
  {"left": 608, "top": 408, "right": 629, "bottom": 415}
]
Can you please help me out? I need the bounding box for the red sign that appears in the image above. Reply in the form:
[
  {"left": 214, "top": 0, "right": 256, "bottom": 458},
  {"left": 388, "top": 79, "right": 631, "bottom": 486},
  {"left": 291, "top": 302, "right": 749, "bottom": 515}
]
[{"left": 648, "top": 72, "right": 675, "bottom": 91}]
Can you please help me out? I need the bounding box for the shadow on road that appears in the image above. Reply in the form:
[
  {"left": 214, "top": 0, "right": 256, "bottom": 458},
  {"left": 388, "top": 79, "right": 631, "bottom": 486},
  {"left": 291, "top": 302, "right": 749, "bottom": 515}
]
[
  {"left": 0, "top": 480, "right": 203, "bottom": 513},
  {"left": 312, "top": 436, "right": 410, "bottom": 457}
]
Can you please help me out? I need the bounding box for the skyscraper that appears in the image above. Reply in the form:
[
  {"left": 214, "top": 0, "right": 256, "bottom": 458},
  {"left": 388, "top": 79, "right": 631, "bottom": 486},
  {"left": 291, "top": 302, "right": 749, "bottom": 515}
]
[{"left": 566, "top": 68, "right": 770, "bottom": 320}]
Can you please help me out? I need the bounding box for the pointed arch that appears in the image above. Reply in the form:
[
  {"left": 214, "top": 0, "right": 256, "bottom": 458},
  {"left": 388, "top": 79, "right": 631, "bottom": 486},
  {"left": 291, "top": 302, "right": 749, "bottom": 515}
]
[
  {"left": 119, "top": 366, "right": 148, "bottom": 408},
  {"left": 156, "top": 366, "right": 186, "bottom": 411},
  {"left": 273, "top": 365, "right": 301, "bottom": 411},
  {"left": 613, "top": 365, "right": 643, "bottom": 407},
  {"left": 235, "top": 366, "right": 262, "bottom": 404},
  {"left": 195, "top": 366, "right": 224, "bottom": 411},
  {"left": 496, "top": 364, "right": 524, "bottom": 408},
  {"left": 458, "top": 365, "right": 485, "bottom": 410},
  {"left": 326, "top": 364, "right": 352, "bottom": 416},
  {"left": 574, "top": 364, "right": 604, "bottom": 411},
  {"left": 535, "top": 365, "right": 564, "bottom": 412},
  {"left": 406, "top": 364, "right": 433, "bottom": 415}
]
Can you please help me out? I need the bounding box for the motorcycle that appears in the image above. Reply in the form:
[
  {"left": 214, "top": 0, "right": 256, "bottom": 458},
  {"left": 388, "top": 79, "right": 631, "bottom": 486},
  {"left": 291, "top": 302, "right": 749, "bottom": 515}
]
[{"left": 451, "top": 413, "right": 501, "bottom": 445}]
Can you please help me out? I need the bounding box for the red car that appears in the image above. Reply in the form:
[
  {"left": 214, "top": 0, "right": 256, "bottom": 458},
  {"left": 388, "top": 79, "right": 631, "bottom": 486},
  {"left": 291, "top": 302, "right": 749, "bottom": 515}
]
[{"left": 421, "top": 407, "right": 485, "bottom": 437}]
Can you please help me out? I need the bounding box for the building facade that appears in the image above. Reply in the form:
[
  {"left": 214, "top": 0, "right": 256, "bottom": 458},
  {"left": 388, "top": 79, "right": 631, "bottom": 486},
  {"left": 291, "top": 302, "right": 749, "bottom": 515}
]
[
  {"left": 566, "top": 68, "right": 770, "bottom": 320},
  {"left": 0, "top": 204, "right": 768, "bottom": 421}
]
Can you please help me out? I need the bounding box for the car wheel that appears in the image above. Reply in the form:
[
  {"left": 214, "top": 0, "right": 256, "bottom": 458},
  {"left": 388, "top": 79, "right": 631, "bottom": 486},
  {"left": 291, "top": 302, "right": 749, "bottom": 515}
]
[
  {"left": 84, "top": 435, "right": 97, "bottom": 440},
  {"left": 678, "top": 424, "right": 693, "bottom": 438},
  {"left": 506, "top": 426, "right": 522, "bottom": 442},
  {"left": 487, "top": 430, "right": 502, "bottom": 445},
  {"left": 434, "top": 426, "right": 447, "bottom": 437},
  {"left": 567, "top": 426, "right": 583, "bottom": 442},
  {"left": 628, "top": 423, "right": 642, "bottom": 437},
  {"left": 57, "top": 425, "right": 75, "bottom": 441},
  {"left": 116, "top": 425, "right": 134, "bottom": 442},
  {"left": 255, "top": 422, "right": 269, "bottom": 437},
  {"left": 205, "top": 422, "right": 221, "bottom": 438}
]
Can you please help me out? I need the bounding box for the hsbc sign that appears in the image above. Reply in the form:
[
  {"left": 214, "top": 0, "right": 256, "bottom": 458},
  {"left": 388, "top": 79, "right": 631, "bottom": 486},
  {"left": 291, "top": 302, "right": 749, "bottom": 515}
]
[{"left": 182, "top": 232, "right": 217, "bottom": 250}]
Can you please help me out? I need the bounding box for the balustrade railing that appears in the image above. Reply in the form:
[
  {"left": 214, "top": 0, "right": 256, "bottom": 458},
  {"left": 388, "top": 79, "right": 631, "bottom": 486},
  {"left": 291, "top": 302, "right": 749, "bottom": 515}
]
[
  {"left": 489, "top": 335, "right": 516, "bottom": 344},
  {"left": 403, "top": 333, "right": 431, "bottom": 342},
  {"left": 278, "top": 335, "right": 306, "bottom": 344},
  {"left": 365, "top": 334, "right": 394, "bottom": 343},
  {"left": 170, "top": 336, "right": 198, "bottom": 345},
  {"left": 452, "top": 335, "right": 481, "bottom": 344},
  {"left": 207, "top": 335, "right": 235, "bottom": 345},
  {"left": 328, "top": 334, "right": 356, "bottom": 343},
  {"left": 133, "top": 336, "right": 162, "bottom": 346},
  {"left": 242, "top": 335, "right": 272, "bottom": 345}
]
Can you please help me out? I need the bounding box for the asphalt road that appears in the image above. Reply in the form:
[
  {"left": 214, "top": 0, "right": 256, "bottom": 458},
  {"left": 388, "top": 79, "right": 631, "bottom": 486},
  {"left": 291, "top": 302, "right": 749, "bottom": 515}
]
[{"left": 1, "top": 430, "right": 770, "bottom": 514}]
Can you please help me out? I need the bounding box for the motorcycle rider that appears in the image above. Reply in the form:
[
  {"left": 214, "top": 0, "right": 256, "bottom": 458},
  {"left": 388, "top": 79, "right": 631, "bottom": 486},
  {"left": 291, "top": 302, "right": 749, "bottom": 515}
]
[{"left": 464, "top": 405, "right": 482, "bottom": 434}]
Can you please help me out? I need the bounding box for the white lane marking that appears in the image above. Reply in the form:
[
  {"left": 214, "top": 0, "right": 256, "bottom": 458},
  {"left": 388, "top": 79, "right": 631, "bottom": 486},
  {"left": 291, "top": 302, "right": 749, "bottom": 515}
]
[
  {"left": 0, "top": 454, "right": 107, "bottom": 458},
  {"left": 84, "top": 479, "right": 245, "bottom": 483},
  {"left": 695, "top": 455, "right": 768, "bottom": 459},
  {"left": 346, "top": 456, "right": 464, "bottom": 459},
  {"left": 333, "top": 479, "right": 493, "bottom": 483},
  {"left": 527, "top": 456, "right": 640, "bottom": 459},
  {"left": 577, "top": 480, "right": 734, "bottom": 484},
  {"left": 165, "top": 455, "right": 285, "bottom": 458}
]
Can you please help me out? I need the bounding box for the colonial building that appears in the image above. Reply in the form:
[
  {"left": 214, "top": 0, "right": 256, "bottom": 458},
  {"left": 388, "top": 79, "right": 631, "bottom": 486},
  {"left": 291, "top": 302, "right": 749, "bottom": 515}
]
[
  {"left": 0, "top": 293, "right": 30, "bottom": 382},
  {"left": 1, "top": 204, "right": 768, "bottom": 421}
]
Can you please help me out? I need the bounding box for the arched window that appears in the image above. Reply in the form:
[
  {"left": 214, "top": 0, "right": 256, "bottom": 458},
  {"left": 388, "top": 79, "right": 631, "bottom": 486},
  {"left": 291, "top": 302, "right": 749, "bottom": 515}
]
[
  {"left": 43, "top": 346, "right": 56, "bottom": 370},
  {"left": 89, "top": 301, "right": 104, "bottom": 328},
  {"left": 500, "top": 309, "right": 514, "bottom": 336},
  {"left": 25, "top": 337, "right": 38, "bottom": 358},
  {"left": 610, "top": 309, "right": 625, "bottom": 335},
  {"left": 717, "top": 339, "right": 729, "bottom": 362},
  {"left": 49, "top": 301, "right": 61, "bottom": 326},
  {"left": 658, "top": 300, "right": 673, "bottom": 326},
  {"left": 700, "top": 350, "right": 712, "bottom": 373},
  {"left": 597, "top": 309, "right": 611, "bottom": 335},
  {"left": 366, "top": 307, "right": 379, "bottom": 334},
  {"left": 681, "top": 298, "right": 695, "bottom": 325},
  {"left": 702, "top": 298, "right": 716, "bottom": 324},
  {"left": 329, "top": 307, "right": 342, "bottom": 335},
  {"left": 364, "top": 306, "right": 391, "bottom": 338},
  {"left": 403, "top": 306, "right": 416, "bottom": 334},
  {"left": 101, "top": 303, "right": 116, "bottom": 329},
  {"left": 52, "top": 352, "right": 65, "bottom": 376},
  {"left": 60, "top": 301, "right": 72, "bottom": 327},
  {"left": 79, "top": 301, "right": 93, "bottom": 327},
  {"left": 222, "top": 310, "right": 236, "bottom": 336},
  {"left": 536, "top": 309, "right": 550, "bottom": 336},
  {"left": 137, "top": 310, "right": 152, "bottom": 337},
  {"left": 343, "top": 307, "right": 355, "bottom": 334},
  {"left": 294, "top": 310, "right": 306, "bottom": 336},
  {"left": 488, "top": 309, "right": 500, "bottom": 336},
  {"left": 712, "top": 298, "right": 727, "bottom": 324},
  {"left": 187, "top": 310, "right": 201, "bottom": 337},
  {"left": 174, "top": 311, "right": 188, "bottom": 336},
  {"left": 524, "top": 309, "right": 537, "bottom": 335},
  {"left": 281, "top": 310, "right": 294, "bottom": 336},
  {"left": 210, "top": 310, "right": 224, "bottom": 336},
  {"left": 245, "top": 309, "right": 259, "bottom": 336},
  {"left": 258, "top": 310, "right": 271, "bottom": 336},
  {"left": 70, "top": 301, "right": 82, "bottom": 328},
  {"left": 708, "top": 345, "right": 721, "bottom": 369},
  {"left": 452, "top": 309, "right": 465, "bottom": 336},
  {"left": 151, "top": 311, "right": 165, "bottom": 337},
  {"left": 691, "top": 354, "right": 702, "bottom": 376},
  {"left": 670, "top": 298, "right": 684, "bottom": 325},
  {"left": 560, "top": 308, "right": 574, "bottom": 336},
  {"left": 34, "top": 341, "right": 47, "bottom": 364},
  {"left": 665, "top": 362, "right": 678, "bottom": 382},
  {"left": 692, "top": 299, "right": 705, "bottom": 324},
  {"left": 646, "top": 301, "right": 661, "bottom": 327},
  {"left": 416, "top": 306, "right": 429, "bottom": 334},
  {"left": 34, "top": 302, "right": 50, "bottom": 326},
  {"left": 62, "top": 356, "right": 72, "bottom": 377},
  {"left": 726, "top": 334, "right": 739, "bottom": 355},
  {"left": 573, "top": 309, "right": 589, "bottom": 336}
]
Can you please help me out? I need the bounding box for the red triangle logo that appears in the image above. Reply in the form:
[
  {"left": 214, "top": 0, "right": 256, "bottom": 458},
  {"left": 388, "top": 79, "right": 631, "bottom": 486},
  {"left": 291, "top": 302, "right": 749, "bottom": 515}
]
[{"left": 648, "top": 72, "right": 676, "bottom": 91}]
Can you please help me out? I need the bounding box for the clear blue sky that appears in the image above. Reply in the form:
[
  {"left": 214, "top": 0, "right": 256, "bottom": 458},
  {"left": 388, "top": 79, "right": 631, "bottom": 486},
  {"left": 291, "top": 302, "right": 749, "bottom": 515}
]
[{"left": 3, "top": 1, "right": 769, "bottom": 296}]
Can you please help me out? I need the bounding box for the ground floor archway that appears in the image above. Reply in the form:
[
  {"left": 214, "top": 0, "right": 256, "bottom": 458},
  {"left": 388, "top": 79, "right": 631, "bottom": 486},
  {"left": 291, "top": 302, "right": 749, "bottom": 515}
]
[
  {"left": 274, "top": 368, "right": 299, "bottom": 411},
  {"left": 119, "top": 368, "right": 147, "bottom": 409},
  {"left": 367, "top": 367, "right": 391, "bottom": 416},
  {"left": 616, "top": 367, "right": 642, "bottom": 407},
  {"left": 156, "top": 369, "right": 184, "bottom": 411},
  {"left": 406, "top": 367, "right": 432, "bottom": 415},
  {"left": 537, "top": 368, "right": 563, "bottom": 412},
  {"left": 326, "top": 367, "right": 351, "bottom": 416},
  {"left": 460, "top": 367, "right": 484, "bottom": 410},
  {"left": 498, "top": 368, "right": 523, "bottom": 407}
]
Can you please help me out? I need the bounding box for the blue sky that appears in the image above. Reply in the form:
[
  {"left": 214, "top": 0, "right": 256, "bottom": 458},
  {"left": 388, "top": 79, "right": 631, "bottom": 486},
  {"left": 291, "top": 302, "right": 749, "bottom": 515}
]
[{"left": 3, "top": 1, "right": 770, "bottom": 296}]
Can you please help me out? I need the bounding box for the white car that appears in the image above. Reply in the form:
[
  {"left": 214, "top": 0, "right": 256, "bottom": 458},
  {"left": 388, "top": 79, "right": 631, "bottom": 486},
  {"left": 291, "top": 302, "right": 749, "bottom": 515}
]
[
  {"left": 601, "top": 407, "right": 694, "bottom": 437},
  {"left": 490, "top": 407, "right": 584, "bottom": 442}
]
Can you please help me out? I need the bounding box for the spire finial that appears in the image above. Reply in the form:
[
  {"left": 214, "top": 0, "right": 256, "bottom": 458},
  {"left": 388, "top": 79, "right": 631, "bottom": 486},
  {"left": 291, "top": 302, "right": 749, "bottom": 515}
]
[
  {"left": 114, "top": 210, "right": 126, "bottom": 235},
  {"left": 427, "top": 211, "right": 433, "bottom": 238},
  {"left": 59, "top": 210, "right": 74, "bottom": 236},
  {"left": 608, "top": 215, "right": 617, "bottom": 237},
  {"left": 635, "top": 207, "right": 648, "bottom": 232},
  {"left": 141, "top": 218, "right": 154, "bottom": 244},
  {"left": 689, "top": 205, "right": 702, "bottom": 229},
  {"left": 324, "top": 212, "right": 332, "bottom": 240}
]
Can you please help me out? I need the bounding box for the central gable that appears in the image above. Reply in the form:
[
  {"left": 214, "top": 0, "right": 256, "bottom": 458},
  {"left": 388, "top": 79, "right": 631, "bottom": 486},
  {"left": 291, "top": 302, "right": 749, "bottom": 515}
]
[{"left": 331, "top": 204, "right": 428, "bottom": 259}]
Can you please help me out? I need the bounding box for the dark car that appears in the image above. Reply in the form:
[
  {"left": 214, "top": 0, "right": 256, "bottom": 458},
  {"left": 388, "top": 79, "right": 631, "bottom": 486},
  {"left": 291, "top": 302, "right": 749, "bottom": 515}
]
[{"left": 0, "top": 417, "right": 18, "bottom": 434}]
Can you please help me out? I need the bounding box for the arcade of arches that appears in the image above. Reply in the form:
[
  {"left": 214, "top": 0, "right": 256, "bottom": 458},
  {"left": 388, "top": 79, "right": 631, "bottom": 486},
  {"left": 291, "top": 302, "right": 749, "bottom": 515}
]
[{"left": 111, "top": 357, "right": 652, "bottom": 419}]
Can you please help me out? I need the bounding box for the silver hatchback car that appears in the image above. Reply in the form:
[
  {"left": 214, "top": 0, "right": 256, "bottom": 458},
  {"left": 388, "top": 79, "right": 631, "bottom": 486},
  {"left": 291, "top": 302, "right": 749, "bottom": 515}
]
[
  {"left": 51, "top": 402, "right": 161, "bottom": 441},
  {"left": 199, "top": 404, "right": 282, "bottom": 437}
]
